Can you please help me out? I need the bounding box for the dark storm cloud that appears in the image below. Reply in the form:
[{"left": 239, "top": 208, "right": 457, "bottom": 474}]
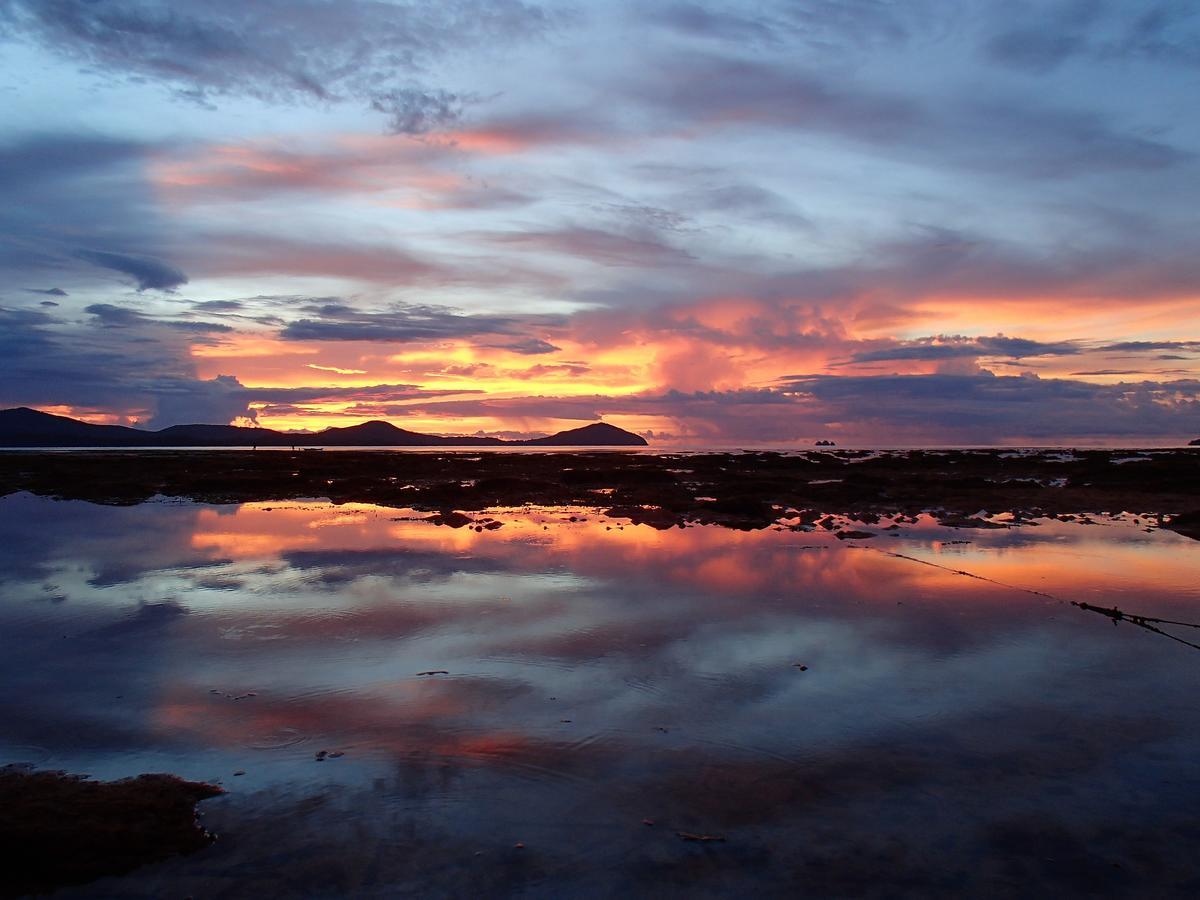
[
  {"left": 1100, "top": 340, "right": 1200, "bottom": 352},
  {"left": 0, "top": 305, "right": 56, "bottom": 336},
  {"left": 776, "top": 373, "right": 1200, "bottom": 439},
  {"left": 0, "top": 0, "right": 552, "bottom": 131},
  {"left": 486, "top": 337, "right": 561, "bottom": 355},
  {"left": 145, "top": 373, "right": 254, "bottom": 427},
  {"left": 192, "top": 300, "right": 244, "bottom": 312},
  {"left": 847, "top": 335, "right": 1084, "bottom": 364},
  {"left": 0, "top": 304, "right": 252, "bottom": 425},
  {"left": 1070, "top": 370, "right": 1160, "bottom": 376},
  {"left": 84, "top": 303, "right": 144, "bottom": 326},
  {"left": 85, "top": 303, "right": 230, "bottom": 333},
  {"left": 0, "top": 302, "right": 481, "bottom": 424},
  {"left": 279, "top": 302, "right": 562, "bottom": 345},
  {"left": 25, "top": 287, "right": 67, "bottom": 296}
]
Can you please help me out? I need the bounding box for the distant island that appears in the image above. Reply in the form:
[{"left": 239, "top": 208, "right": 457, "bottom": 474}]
[{"left": 0, "top": 407, "right": 648, "bottom": 448}]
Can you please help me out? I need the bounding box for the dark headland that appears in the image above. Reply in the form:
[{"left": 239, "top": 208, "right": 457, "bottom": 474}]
[{"left": 0, "top": 407, "right": 648, "bottom": 448}]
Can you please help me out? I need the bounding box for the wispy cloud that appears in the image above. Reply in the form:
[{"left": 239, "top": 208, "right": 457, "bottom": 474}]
[{"left": 0, "top": 0, "right": 553, "bottom": 129}]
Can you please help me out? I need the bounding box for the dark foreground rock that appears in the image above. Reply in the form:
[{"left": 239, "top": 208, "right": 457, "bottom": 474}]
[
  {"left": 1, "top": 448, "right": 1198, "bottom": 534},
  {"left": 0, "top": 767, "right": 222, "bottom": 898}
]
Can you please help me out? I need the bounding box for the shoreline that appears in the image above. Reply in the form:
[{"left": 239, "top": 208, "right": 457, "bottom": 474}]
[{"left": 3, "top": 448, "right": 1197, "bottom": 535}]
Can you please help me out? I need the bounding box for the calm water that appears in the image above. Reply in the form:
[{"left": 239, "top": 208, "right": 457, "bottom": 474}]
[{"left": 2, "top": 494, "right": 1199, "bottom": 897}]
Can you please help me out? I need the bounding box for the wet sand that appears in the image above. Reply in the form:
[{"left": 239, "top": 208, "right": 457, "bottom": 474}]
[{"left": 1, "top": 448, "right": 1197, "bottom": 534}]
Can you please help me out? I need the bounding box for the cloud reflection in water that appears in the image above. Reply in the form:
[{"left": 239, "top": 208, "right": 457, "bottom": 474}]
[{"left": 2, "top": 495, "right": 1199, "bottom": 896}]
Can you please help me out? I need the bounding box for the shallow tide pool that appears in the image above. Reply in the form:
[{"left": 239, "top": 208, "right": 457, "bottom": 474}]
[{"left": 2, "top": 493, "right": 1199, "bottom": 897}]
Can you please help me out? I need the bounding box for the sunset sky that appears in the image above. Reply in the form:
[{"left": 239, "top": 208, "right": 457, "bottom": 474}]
[{"left": 1, "top": 0, "right": 1198, "bottom": 444}]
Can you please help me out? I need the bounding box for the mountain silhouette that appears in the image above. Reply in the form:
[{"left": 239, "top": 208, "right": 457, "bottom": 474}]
[
  {"left": 523, "top": 422, "right": 647, "bottom": 446},
  {"left": 0, "top": 407, "right": 648, "bottom": 448}
]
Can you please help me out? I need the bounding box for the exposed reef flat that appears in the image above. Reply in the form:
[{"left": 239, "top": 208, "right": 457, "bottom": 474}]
[
  {"left": 0, "top": 767, "right": 222, "bottom": 898},
  {"left": 2, "top": 448, "right": 1198, "bottom": 535}
]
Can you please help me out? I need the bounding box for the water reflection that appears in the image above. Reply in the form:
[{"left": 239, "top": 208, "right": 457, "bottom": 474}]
[{"left": 2, "top": 494, "right": 1199, "bottom": 897}]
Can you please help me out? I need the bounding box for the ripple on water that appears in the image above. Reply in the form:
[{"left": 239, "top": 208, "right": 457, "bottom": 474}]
[
  {"left": 247, "top": 727, "right": 308, "bottom": 751},
  {"left": 621, "top": 674, "right": 663, "bottom": 696}
]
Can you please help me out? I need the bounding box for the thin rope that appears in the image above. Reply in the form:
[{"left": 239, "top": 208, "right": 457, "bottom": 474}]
[{"left": 853, "top": 544, "right": 1200, "bottom": 652}]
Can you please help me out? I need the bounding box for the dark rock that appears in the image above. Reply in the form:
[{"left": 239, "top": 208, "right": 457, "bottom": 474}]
[
  {"left": 427, "top": 511, "right": 473, "bottom": 528},
  {"left": 2, "top": 448, "right": 1197, "bottom": 535},
  {"left": 0, "top": 766, "right": 222, "bottom": 897},
  {"left": 604, "top": 505, "right": 681, "bottom": 530}
]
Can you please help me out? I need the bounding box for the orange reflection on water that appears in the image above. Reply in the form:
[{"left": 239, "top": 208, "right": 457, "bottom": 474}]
[
  {"left": 183, "top": 500, "right": 1200, "bottom": 615},
  {"left": 152, "top": 502, "right": 1200, "bottom": 789},
  {"left": 154, "top": 678, "right": 544, "bottom": 763}
]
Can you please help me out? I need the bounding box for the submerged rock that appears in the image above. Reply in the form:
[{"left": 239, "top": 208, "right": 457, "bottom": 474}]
[{"left": 427, "top": 511, "right": 474, "bottom": 528}]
